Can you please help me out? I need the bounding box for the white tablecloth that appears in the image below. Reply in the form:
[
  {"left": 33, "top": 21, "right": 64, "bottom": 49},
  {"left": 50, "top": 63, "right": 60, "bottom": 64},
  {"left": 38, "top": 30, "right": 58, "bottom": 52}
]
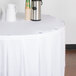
[{"left": 0, "top": 13, "right": 65, "bottom": 76}]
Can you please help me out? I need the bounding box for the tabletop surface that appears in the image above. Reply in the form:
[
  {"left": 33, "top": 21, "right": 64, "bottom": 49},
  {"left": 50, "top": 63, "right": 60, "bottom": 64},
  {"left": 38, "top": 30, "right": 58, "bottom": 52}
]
[{"left": 0, "top": 13, "right": 64, "bottom": 35}]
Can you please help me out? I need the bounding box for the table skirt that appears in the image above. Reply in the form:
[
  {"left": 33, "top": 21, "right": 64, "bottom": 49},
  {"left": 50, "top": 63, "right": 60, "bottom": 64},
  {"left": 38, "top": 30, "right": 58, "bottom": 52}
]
[{"left": 0, "top": 28, "right": 65, "bottom": 76}]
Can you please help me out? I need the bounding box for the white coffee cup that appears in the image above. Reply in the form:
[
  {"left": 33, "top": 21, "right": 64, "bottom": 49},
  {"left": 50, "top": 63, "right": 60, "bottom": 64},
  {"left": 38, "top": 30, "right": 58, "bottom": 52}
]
[{"left": 6, "top": 4, "right": 16, "bottom": 22}]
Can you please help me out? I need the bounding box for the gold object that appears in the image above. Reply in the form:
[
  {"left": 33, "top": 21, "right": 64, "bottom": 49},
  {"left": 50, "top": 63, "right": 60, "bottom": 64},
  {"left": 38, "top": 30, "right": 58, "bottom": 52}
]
[{"left": 25, "top": 0, "right": 31, "bottom": 20}]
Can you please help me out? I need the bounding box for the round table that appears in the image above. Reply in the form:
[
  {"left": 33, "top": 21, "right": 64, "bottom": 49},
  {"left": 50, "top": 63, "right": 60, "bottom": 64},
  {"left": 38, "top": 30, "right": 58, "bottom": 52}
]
[{"left": 0, "top": 13, "right": 65, "bottom": 76}]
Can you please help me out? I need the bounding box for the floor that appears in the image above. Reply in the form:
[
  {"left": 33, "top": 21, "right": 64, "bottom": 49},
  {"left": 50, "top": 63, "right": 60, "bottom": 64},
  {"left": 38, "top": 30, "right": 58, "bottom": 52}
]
[{"left": 65, "top": 50, "right": 76, "bottom": 76}]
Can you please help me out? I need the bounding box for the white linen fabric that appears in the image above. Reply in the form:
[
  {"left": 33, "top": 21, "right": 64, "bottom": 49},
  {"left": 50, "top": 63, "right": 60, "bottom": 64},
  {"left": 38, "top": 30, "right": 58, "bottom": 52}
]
[{"left": 0, "top": 14, "right": 65, "bottom": 76}]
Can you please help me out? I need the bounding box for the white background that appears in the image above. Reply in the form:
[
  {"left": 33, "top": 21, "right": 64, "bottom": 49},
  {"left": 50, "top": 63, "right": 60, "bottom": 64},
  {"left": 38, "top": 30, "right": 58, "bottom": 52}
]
[{"left": 0, "top": 0, "right": 76, "bottom": 44}]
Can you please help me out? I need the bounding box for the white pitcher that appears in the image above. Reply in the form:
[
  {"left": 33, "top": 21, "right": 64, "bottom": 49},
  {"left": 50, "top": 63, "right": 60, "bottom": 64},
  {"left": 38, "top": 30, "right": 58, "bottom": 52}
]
[{"left": 6, "top": 4, "right": 16, "bottom": 22}]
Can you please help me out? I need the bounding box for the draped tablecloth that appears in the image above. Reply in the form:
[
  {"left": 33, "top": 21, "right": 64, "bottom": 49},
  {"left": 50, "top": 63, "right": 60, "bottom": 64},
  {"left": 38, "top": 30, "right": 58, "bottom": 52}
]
[{"left": 0, "top": 13, "right": 65, "bottom": 76}]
